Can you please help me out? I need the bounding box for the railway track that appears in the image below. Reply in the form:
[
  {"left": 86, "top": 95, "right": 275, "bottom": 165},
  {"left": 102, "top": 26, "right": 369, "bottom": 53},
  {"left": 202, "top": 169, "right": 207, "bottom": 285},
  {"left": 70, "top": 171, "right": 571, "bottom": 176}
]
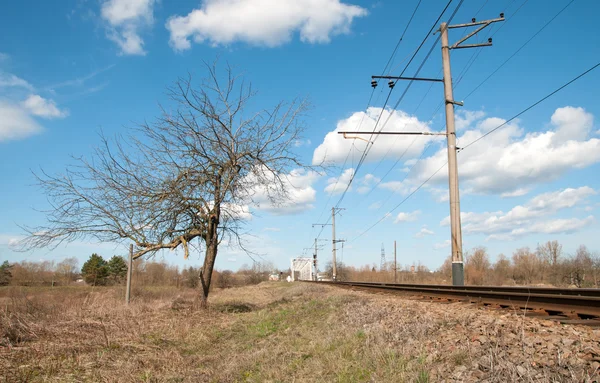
[{"left": 314, "top": 281, "right": 600, "bottom": 326}]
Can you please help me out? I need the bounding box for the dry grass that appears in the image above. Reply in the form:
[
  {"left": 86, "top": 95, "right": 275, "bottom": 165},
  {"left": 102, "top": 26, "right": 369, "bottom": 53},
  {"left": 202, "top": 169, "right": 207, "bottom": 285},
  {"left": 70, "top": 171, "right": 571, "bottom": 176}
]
[{"left": 1, "top": 283, "right": 599, "bottom": 382}]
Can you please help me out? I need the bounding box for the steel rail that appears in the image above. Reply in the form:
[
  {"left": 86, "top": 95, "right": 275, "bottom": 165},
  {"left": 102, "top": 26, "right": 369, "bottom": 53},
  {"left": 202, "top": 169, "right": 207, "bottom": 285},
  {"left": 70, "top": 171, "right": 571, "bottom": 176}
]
[{"left": 312, "top": 281, "right": 600, "bottom": 319}]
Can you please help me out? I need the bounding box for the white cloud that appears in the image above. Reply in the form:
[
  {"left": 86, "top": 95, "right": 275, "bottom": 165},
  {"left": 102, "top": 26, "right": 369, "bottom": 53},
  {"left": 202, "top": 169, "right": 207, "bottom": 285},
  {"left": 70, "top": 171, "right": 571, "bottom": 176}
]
[
  {"left": 455, "top": 110, "right": 485, "bottom": 131},
  {"left": 368, "top": 201, "right": 382, "bottom": 210},
  {"left": 488, "top": 216, "right": 595, "bottom": 241},
  {"left": 500, "top": 188, "right": 530, "bottom": 198},
  {"left": 250, "top": 168, "right": 320, "bottom": 214},
  {"left": 166, "top": 0, "right": 367, "bottom": 51},
  {"left": 101, "top": 0, "right": 154, "bottom": 55},
  {"left": 379, "top": 180, "right": 410, "bottom": 195},
  {"left": 0, "top": 101, "right": 43, "bottom": 141},
  {"left": 294, "top": 139, "right": 312, "bottom": 147},
  {"left": 433, "top": 240, "right": 451, "bottom": 250},
  {"left": 0, "top": 72, "right": 34, "bottom": 90},
  {"left": 415, "top": 226, "right": 434, "bottom": 238},
  {"left": 356, "top": 173, "right": 380, "bottom": 194},
  {"left": 442, "top": 186, "right": 596, "bottom": 240},
  {"left": 550, "top": 106, "right": 594, "bottom": 144},
  {"left": 22, "top": 95, "right": 68, "bottom": 119},
  {"left": 313, "top": 107, "right": 434, "bottom": 165},
  {"left": 263, "top": 227, "right": 281, "bottom": 232},
  {"left": 222, "top": 203, "right": 252, "bottom": 220},
  {"left": 325, "top": 167, "right": 354, "bottom": 195},
  {"left": 0, "top": 234, "right": 23, "bottom": 247},
  {"left": 0, "top": 53, "right": 8, "bottom": 61},
  {"left": 394, "top": 210, "right": 420, "bottom": 223},
  {"left": 409, "top": 107, "right": 600, "bottom": 195}
]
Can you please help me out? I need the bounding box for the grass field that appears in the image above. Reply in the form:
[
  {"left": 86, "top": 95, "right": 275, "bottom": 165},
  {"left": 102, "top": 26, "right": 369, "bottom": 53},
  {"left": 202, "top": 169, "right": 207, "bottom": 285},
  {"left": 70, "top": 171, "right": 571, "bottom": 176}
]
[{"left": 1, "top": 282, "right": 599, "bottom": 382}]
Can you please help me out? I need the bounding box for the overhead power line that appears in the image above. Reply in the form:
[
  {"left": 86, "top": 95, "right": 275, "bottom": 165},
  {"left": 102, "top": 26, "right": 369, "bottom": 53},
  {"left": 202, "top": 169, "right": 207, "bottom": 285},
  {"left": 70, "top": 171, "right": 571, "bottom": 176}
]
[
  {"left": 381, "top": 0, "right": 423, "bottom": 76},
  {"left": 351, "top": 60, "right": 600, "bottom": 242},
  {"left": 462, "top": 61, "right": 600, "bottom": 150},
  {"left": 463, "top": 0, "right": 575, "bottom": 101},
  {"left": 332, "top": 0, "right": 458, "bottom": 210}
]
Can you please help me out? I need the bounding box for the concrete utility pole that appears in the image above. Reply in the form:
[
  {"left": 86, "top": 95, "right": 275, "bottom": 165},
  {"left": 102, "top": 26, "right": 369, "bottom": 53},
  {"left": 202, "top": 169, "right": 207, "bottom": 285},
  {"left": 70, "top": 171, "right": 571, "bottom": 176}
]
[
  {"left": 314, "top": 238, "right": 318, "bottom": 280},
  {"left": 331, "top": 207, "right": 346, "bottom": 281},
  {"left": 332, "top": 208, "right": 337, "bottom": 281},
  {"left": 342, "top": 14, "right": 504, "bottom": 286},
  {"left": 439, "top": 15, "right": 504, "bottom": 285},
  {"left": 440, "top": 21, "right": 464, "bottom": 286},
  {"left": 125, "top": 244, "right": 133, "bottom": 304},
  {"left": 394, "top": 240, "right": 397, "bottom": 283}
]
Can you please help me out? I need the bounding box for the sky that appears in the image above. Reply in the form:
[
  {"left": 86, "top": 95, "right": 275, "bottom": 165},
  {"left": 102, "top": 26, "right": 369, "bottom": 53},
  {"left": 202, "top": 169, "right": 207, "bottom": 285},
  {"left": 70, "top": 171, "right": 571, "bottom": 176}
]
[{"left": 1, "top": 0, "right": 599, "bottom": 273}]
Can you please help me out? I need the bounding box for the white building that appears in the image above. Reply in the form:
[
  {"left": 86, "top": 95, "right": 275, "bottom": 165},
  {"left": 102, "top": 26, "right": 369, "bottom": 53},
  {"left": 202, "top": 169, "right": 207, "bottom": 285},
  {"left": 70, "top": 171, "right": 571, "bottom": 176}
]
[{"left": 290, "top": 258, "right": 314, "bottom": 281}]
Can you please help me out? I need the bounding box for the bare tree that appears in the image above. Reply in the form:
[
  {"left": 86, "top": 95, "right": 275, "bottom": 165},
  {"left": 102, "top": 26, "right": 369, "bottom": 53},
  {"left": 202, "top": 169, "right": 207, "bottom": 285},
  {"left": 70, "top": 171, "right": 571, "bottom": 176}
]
[
  {"left": 21, "top": 62, "right": 312, "bottom": 305},
  {"left": 464, "top": 247, "right": 491, "bottom": 285}
]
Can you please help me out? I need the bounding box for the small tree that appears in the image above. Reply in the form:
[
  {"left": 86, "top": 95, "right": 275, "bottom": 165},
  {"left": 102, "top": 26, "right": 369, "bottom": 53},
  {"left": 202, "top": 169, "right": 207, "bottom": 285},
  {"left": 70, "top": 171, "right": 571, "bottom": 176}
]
[
  {"left": 21, "top": 62, "right": 312, "bottom": 306},
  {"left": 0, "top": 261, "right": 12, "bottom": 286},
  {"left": 107, "top": 256, "right": 128, "bottom": 284},
  {"left": 55, "top": 257, "right": 79, "bottom": 284},
  {"left": 465, "top": 247, "right": 491, "bottom": 285},
  {"left": 81, "top": 254, "right": 108, "bottom": 286}
]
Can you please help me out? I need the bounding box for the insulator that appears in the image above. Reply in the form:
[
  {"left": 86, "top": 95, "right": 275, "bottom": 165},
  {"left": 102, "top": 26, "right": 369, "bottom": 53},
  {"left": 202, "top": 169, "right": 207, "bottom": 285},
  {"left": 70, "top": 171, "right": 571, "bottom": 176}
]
[
  {"left": 371, "top": 80, "right": 378, "bottom": 88},
  {"left": 488, "top": 37, "right": 492, "bottom": 43},
  {"left": 500, "top": 12, "right": 504, "bottom": 18},
  {"left": 472, "top": 18, "right": 476, "bottom": 23},
  {"left": 388, "top": 80, "right": 395, "bottom": 89}
]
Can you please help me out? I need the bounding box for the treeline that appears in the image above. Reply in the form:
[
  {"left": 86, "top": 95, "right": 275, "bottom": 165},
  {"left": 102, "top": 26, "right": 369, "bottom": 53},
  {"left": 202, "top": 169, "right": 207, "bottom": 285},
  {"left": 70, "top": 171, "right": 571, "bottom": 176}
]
[
  {"left": 0, "top": 254, "right": 279, "bottom": 289},
  {"left": 451, "top": 242, "right": 600, "bottom": 287},
  {"left": 2, "top": 241, "right": 597, "bottom": 288},
  {"left": 325, "top": 241, "right": 599, "bottom": 287}
]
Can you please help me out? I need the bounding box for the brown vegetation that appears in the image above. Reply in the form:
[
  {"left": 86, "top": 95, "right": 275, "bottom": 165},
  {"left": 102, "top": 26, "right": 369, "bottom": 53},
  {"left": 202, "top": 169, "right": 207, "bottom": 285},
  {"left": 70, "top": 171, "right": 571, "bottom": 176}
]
[{"left": 1, "top": 282, "right": 599, "bottom": 382}]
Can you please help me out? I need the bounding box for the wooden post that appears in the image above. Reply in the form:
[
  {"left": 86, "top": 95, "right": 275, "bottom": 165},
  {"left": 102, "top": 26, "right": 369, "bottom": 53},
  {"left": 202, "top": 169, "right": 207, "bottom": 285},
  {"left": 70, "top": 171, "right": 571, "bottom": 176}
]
[{"left": 126, "top": 244, "right": 133, "bottom": 304}]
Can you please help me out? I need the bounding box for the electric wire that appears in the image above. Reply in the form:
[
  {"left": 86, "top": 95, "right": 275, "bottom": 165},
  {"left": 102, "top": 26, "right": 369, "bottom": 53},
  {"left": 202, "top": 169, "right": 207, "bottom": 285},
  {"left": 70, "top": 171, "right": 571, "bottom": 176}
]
[
  {"left": 332, "top": 0, "right": 458, "bottom": 210},
  {"left": 350, "top": 61, "right": 600, "bottom": 241},
  {"left": 382, "top": 0, "right": 423, "bottom": 76},
  {"left": 462, "top": 61, "right": 600, "bottom": 150},
  {"left": 463, "top": 0, "right": 575, "bottom": 101}
]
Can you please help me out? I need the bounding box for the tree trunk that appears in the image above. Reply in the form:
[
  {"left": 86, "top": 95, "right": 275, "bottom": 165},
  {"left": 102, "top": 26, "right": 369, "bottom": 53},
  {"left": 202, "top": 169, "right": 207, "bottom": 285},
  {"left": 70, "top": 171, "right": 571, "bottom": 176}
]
[{"left": 198, "top": 220, "right": 219, "bottom": 308}]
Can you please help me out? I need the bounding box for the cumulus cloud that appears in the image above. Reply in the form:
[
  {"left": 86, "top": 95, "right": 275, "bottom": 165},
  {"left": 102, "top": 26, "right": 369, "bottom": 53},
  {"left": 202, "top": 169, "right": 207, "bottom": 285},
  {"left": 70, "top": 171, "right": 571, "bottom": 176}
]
[
  {"left": 433, "top": 240, "right": 451, "bottom": 250},
  {"left": 325, "top": 168, "right": 354, "bottom": 195},
  {"left": 0, "top": 72, "right": 34, "bottom": 90},
  {"left": 22, "top": 95, "right": 68, "bottom": 118},
  {"left": 0, "top": 101, "right": 43, "bottom": 141},
  {"left": 313, "top": 107, "right": 434, "bottom": 165},
  {"left": 356, "top": 173, "right": 380, "bottom": 194},
  {"left": 408, "top": 107, "right": 599, "bottom": 196},
  {"left": 368, "top": 201, "right": 382, "bottom": 210},
  {"left": 166, "top": 0, "right": 367, "bottom": 50},
  {"left": 394, "top": 210, "right": 420, "bottom": 223},
  {"left": 415, "top": 226, "right": 434, "bottom": 238},
  {"left": 442, "top": 186, "right": 596, "bottom": 240},
  {"left": 222, "top": 203, "right": 252, "bottom": 220},
  {"left": 101, "top": 0, "right": 154, "bottom": 55},
  {"left": 250, "top": 168, "right": 320, "bottom": 214}
]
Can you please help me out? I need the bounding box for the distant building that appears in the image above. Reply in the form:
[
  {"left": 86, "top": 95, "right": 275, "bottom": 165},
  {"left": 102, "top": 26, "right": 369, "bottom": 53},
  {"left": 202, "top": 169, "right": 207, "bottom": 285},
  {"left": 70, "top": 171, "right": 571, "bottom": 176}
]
[
  {"left": 290, "top": 258, "right": 314, "bottom": 281},
  {"left": 269, "top": 273, "right": 280, "bottom": 281}
]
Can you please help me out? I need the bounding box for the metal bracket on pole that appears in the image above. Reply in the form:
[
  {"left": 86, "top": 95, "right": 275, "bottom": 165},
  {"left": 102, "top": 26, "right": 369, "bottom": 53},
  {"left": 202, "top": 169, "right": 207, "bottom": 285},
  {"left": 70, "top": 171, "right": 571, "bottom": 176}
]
[
  {"left": 372, "top": 75, "right": 444, "bottom": 83},
  {"left": 448, "top": 15, "right": 505, "bottom": 50},
  {"left": 338, "top": 131, "right": 447, "bottom": 136},
  {"left": 446, "top": 99, "right": 464, "bottom": 106},
  {"left": 342, "top": 132, "right": 373, "bottom": 143}
]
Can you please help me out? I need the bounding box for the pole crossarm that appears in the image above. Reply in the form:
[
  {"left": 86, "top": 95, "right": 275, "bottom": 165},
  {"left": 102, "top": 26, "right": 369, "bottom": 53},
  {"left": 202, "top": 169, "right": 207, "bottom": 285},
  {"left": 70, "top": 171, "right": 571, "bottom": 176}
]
[
  {"left": 338, "top": 131, "right": 447, "bottom": 136},
  {"left": 447, "top": 15, "right": 505, "bottom": 50},
  {"left": 371, "top": 75, "right": 444, "bottom": 83}
]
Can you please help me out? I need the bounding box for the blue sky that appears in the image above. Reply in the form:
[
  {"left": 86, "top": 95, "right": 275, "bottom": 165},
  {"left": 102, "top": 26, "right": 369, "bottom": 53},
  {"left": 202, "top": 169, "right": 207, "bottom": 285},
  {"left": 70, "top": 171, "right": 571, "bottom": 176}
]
[{"left": 1, "top": 0, "right": 599, "bottom": 272}]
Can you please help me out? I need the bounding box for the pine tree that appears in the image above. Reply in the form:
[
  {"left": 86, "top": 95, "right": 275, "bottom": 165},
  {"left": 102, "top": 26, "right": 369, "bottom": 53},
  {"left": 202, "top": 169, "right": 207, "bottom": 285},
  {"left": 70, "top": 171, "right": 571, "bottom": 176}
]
[
  {"left": 81, "top": 254, "right": 108, "bottom": 286},
  {"left": 0, "top": 261, "right": 12, "bottom": 286},
  {"left": 107, "top": 256, "right": 128, "bottom": 284}
]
